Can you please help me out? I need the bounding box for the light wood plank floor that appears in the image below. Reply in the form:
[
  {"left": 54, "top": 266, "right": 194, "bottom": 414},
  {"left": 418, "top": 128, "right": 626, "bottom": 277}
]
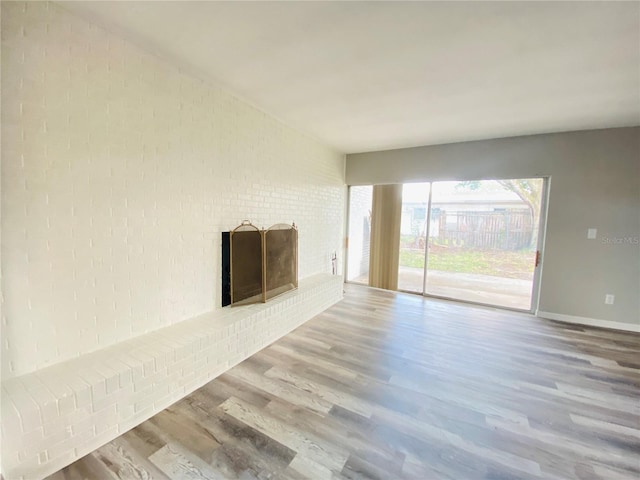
[{"left": 48, "top": 284, "right": 640, "bottom": 480}]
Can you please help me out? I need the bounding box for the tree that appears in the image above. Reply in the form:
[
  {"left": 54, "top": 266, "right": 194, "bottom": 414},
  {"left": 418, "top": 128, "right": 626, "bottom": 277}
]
[
  {"left": 457, "top": 179, "right": 543, "bottom": 248},
  {"left": 498, "top": 180, "right": 543, "bottom": 248}
]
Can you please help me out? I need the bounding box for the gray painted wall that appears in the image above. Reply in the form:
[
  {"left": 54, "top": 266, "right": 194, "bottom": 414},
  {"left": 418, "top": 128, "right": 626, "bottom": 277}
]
[{"left": 346, "top": 127, "right": 640, "bottom": 327}]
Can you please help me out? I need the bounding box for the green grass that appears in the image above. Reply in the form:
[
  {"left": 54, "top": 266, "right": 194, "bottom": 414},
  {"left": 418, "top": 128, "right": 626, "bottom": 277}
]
[{"left": 399, "top": 247, "right": 535, "bottom": 280}]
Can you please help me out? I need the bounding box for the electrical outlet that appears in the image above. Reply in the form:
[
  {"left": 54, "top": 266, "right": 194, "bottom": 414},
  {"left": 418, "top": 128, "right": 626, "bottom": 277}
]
[
  {"left": 587, "top": 228, "right": 597, "bottom": 240},
  {"left": 605, "top": 294, "right": 615, "bottom": 305}
]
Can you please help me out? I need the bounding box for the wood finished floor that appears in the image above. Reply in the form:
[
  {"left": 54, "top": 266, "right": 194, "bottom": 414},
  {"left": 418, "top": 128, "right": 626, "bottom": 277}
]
[{"left": 48, "top": 284, "right": 640, "bottom": 480}]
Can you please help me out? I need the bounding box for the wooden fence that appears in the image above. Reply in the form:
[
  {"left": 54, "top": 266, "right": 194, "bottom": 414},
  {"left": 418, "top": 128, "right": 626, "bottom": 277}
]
[{"left": 434, "top": 209, "right": 533, "bottom": 250}]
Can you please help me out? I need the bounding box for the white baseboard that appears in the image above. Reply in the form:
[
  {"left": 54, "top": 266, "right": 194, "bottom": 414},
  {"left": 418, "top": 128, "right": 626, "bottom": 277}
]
[{"left": 537, "top": 311, "right": 640, "bottom": 333}]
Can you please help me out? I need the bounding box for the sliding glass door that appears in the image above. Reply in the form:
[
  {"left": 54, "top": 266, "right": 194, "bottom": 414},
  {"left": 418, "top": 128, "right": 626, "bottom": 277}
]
[
  {"left": 396, "top": 178, "right": 546, "bottom": 311},
  {"left": 347, "top": 178, "right": 546, "bottom": 311}
]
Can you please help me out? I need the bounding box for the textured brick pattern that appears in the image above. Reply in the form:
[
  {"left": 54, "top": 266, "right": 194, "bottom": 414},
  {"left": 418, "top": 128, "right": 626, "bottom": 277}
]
[
  {"left": 2, "top": 274, "right": 343, "bottom": 480},
  {"left": 1, "top": 1, "right": 346, "bottom": 379},
  {"left": 2, "top": 2, "right": 345, "bottom": 478}
]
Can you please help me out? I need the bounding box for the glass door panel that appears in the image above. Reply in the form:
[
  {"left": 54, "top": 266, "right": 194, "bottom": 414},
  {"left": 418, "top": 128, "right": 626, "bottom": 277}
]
[
  {"left": 397, "top": 183, "right": 431, "bottom": 293},
  {"left": 425, "top": 179, "right": 544, "bottom": 310}
]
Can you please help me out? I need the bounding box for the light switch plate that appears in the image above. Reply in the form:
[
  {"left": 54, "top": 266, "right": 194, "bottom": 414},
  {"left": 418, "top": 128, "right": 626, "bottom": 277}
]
[{"left": 587, "top": 228, "right": 597, "bottom": 239}]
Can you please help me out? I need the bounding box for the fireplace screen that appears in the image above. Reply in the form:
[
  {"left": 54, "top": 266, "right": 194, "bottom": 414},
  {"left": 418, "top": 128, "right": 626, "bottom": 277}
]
[
  {"left": 230, "top": 221, "right": 298, "bottom": 305},
  {"left": 230, "top": 223, "right": 263, "bottom": 305}
]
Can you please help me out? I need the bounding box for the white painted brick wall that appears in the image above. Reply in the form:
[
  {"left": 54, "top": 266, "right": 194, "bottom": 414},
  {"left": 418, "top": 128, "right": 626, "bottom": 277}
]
[
  {"left": 1, "top": 2, "right": 346, "bottom": 478},
  {"left": 347, "top": 186, "right": 373, "bottom": 281},
  {"left": 1, "top": 1, "right": 346, "bottom": 379}
]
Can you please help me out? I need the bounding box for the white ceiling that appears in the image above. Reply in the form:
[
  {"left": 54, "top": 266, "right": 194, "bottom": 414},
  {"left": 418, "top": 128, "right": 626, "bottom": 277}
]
[{"left": 59, "top": 1, "right": 640, "bottom": 154}]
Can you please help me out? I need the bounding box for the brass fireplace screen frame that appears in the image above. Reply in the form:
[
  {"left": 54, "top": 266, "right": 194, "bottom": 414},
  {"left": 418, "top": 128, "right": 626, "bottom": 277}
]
[{"left": 229, "top": 221, "right": 298, "bottom": 306}]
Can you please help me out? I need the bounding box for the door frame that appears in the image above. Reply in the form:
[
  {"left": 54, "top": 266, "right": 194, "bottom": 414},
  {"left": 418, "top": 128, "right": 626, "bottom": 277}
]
[
  {"left": 399, "top": 177, "right": 550, "bottom": 314},
  {"left": 528, "top": 176, "right": 550, "bottom": 314},
  {"left": 347, "top": 178, "right": 550, "bottom": 315}
]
